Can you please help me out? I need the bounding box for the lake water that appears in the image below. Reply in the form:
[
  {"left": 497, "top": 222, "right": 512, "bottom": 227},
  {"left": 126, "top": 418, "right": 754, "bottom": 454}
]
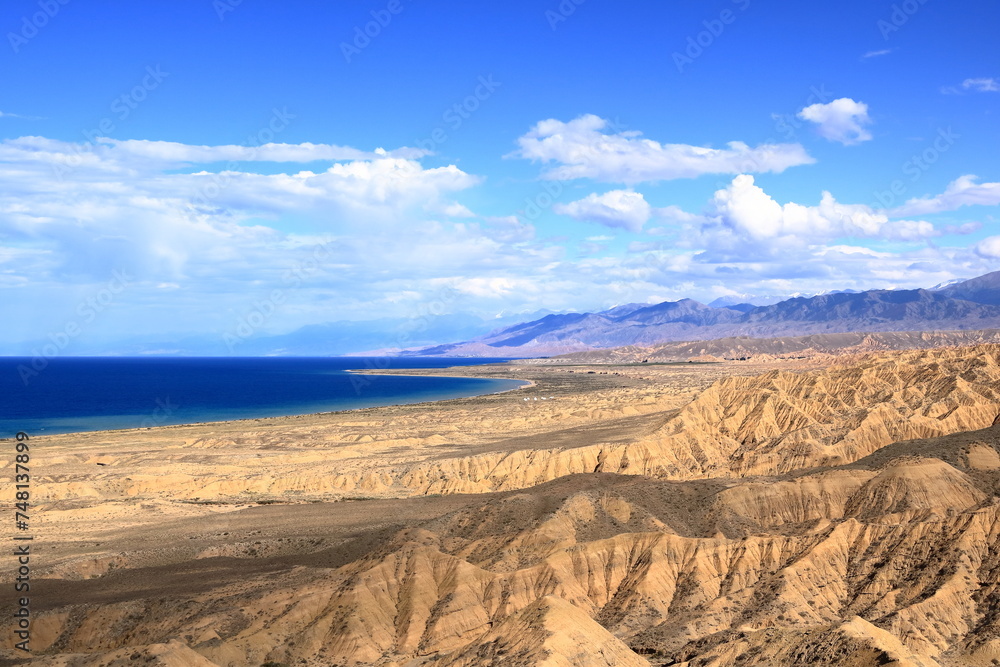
[{"left": 0, "top": 357, "right": 524, "bottom": 437}]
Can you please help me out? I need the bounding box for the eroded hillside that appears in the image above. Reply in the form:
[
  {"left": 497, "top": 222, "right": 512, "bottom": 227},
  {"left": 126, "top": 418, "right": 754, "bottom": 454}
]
[{"left": 5, "top": 346, "right": 1000, "bottom": 666}]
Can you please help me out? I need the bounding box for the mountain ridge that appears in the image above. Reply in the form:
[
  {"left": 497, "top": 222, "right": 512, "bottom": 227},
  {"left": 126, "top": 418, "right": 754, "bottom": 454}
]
[{"left": 402, "top": 271, "right": 1000, "bottom": 357}]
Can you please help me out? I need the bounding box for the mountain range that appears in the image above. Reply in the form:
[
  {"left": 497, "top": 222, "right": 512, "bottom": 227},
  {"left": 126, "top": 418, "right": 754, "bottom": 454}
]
[
  {"left": 403, "top": 270, "right": 1000, "bottom": 357},
  {"left": 18, "top": 273, "right": 1000, "bottom": 357}
]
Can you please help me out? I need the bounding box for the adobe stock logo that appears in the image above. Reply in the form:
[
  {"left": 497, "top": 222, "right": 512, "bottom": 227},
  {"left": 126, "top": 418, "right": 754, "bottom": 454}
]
[
  {"left": 7, "top": 0, "right": 71, "bottom": 53},
  {"left": 53, "top": 65, "right": 170, "bottom": 181},
  {"left": 545, "top": 0, "right": 586, "bottom": 30},
  {"left": 877, "top": 0, "right": 930, "bottom": 40},
  {"left": 340, "top": 0, "right": 407, "bottom": 64},
  {"left": 672, "top": 0, "right": 751, "bottom": 73},
  {"left": 412, "top": 75, "right": 501, "bottom": 155},
  {"left": 17, "top": 270, "right": 133, "bottom": 386},
  {"left": 870, "top": 127, "right": 959, "bottom": 211}
]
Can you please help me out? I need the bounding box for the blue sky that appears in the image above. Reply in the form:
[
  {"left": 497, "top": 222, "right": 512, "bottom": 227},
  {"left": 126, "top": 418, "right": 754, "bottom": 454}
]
[{"left": 1, "top": 0, "right": 998, "bottom": 353}]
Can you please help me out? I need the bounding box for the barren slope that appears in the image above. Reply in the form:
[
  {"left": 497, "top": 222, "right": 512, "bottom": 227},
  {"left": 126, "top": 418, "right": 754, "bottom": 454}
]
[
  {"left": 5, "top": 346, "right": 1000, "bottom": 666},
  {"left": 537, "top": 329, "right": 1000, "bottom": 364}
]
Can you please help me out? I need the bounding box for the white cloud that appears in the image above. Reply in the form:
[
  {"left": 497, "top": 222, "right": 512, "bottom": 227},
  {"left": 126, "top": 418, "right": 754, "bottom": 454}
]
[
  {"left": 0, "top": 138, "right": 479, "bottom": 226},
  {"left": 554, "top": 189, "right": 652, "bottom": 232},
  {"left": 797, "top": 98, "right": 873, "bottom": 145},
  {"left": 102, "top": 137, "right": 427, "bottom": 162},
  {"left": 941, "top": 78, "right": 999, "bottom": 95},
  {"left": 0, "top": 136, "right": 483, "bottom": 289},
  {"left": 482, "top": 216, "right": 537, "bottom": 243},
  {"left": 820, "top": 245, "right": 892, "bottom": 258},
  {"left": 453, "top": 276, "right": 543, "bottom": 299},
  {"left": 862, "top": 48, "right": 893, "bottom": 59},
  {"left": 963, "top": 78, "right": 999, "bottom": 93},
  {"left": 510, "top": 114, "right": 814, "bottom": 183},
  {"left": 890, "top": 175, "right": 1000, "bottom": 216},
  {"left": 976, "top": 236, "right": 1000, "bottom": 258},
  {"left": 701, "top": 174, "right": 936, "bottom": 246},
  {"left": 2, "top": 131, "right": 998, "bottom": 350},
  {"left": 0, "top": 111, "right": 41, "bottom": 120},
  {"left": 1, "top": 134, "right": 649, "bottom": 346},
  {"left": 0, "top": 136, "right": 426, "bottom": 176},
  {"left": 653, "top": 205, "right": 702, "bottom": 224},
  {"left": 942, "top": 221, "right": 983, "bottom": 235},
  {"left": 428, "top": 201, "right": 475, "bottom": 218}
]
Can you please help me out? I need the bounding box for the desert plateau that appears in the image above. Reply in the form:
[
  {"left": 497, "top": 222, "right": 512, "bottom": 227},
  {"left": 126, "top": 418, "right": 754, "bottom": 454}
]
[{"left": 4, "top": 343, "right": 1000, "bottom": 666}]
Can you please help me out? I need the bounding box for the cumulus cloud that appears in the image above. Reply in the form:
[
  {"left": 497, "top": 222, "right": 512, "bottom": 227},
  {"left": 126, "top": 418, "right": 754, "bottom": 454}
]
[
  {"left": 554, "top": 190, "right": 652, "bottom": 232},
  {"left": 797, "top": 98, "right": 873, "bottom": 145},
  {"left": 0, "top": 136, "right": 483, "bottom": 290},
  {"left": 509, "top": 114, "right": 814, "bottom": 183},
  {"left": 706, "top": 175, "right": 934, "bottom": 242},
  {"left": 976, "top": 236, "right": 1000, "bottom": 258},
  {"left": 0, "top": 138, "right": 478, "bottom": 225},
  {"left": 598, "top": 177, "right": 995, "bottom": 301},
  {"left": 890, "top": 175, "right": 1000, "bottom": 216}
]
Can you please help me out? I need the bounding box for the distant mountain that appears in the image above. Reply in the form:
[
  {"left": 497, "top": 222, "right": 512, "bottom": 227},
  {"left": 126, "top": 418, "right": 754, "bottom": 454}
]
[
  {"left": 624, "top": 299, "right": 743, "bottom": 326},
  {"left": 403, "top": 271, "right": 1000, "bottom": 357},
  {"left": 597, "top": 303, "right": 652, "bottom": 320},
  {"left": 930, "top": 278, "right": 966, "bottom": 291},
  {"left": 707, "top": 294, "right": 792, "bottom": 308},
  {"left": 740, "top": 288, "right": 992, "bottom": 324},
  {"left": 939, "top": 271, "right": 1000, "bottom": 306},
  {"left": 721, "top": 303, "right": 757, "bottom": 314}
]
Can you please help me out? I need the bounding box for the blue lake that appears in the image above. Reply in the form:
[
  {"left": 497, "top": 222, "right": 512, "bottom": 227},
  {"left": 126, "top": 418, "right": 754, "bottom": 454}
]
[{"left": 0, "top": 357, "right": 524, "bottom": 437}]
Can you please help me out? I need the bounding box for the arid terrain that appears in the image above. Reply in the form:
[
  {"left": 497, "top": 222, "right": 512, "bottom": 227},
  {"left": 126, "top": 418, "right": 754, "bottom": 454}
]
[
  {"left": 4, "top": 346, "right": 1000, "bottom": 666},
  {"left": 530, "top": 329, "right": 1000, "bottom": 364}
]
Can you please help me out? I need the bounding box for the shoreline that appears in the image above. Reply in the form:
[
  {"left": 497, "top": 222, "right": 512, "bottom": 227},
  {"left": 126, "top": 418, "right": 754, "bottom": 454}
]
[{"left": 9, "top": 356, "right": 808, "bottom": 441}]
